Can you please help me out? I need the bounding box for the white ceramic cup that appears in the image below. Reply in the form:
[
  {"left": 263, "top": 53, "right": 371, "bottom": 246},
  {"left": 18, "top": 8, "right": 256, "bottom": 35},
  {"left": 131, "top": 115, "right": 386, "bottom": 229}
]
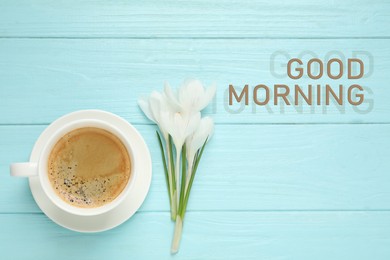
[{"left": 10, "top": 118, "right": 137, "bottom": 217}]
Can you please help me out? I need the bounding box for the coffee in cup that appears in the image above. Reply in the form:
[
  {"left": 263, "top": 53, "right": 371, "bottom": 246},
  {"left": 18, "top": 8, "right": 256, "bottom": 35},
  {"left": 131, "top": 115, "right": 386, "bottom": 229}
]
[{"left": 48, "top": 127, "right": 131, "bottom": 208}]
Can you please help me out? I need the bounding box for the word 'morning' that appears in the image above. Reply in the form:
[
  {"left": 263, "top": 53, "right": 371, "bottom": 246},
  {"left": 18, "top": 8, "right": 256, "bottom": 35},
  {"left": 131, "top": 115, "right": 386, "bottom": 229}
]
[{"left": 228, "top": 84, "right": 364, "bottom": 106}]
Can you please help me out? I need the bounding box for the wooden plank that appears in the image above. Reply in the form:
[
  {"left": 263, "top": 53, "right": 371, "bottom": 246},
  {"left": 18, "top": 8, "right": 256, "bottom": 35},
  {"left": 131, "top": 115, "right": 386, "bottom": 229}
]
[
  {"left": 1, "top": 211, "right": 390, "bottom": 259},
  {"left": 0, "top": 39, "right": 389, "bottom": 124},
  {"left": 2, "top": 124, "right": 389, "bottom": 213},
  {"left": 0, "top": 0, "right": 389, "bottom": 38}
]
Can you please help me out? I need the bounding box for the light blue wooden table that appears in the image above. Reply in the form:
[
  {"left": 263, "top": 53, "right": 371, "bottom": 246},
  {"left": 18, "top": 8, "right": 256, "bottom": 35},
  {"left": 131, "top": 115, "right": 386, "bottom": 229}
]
[{"left": 1, "top": 1, "right": 390, "bottom": 259}]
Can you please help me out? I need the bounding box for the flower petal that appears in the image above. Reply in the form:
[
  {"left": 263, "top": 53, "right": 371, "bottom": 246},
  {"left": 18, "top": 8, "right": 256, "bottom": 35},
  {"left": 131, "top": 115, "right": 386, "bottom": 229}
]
[
  {"left": 185, "top": 112, "right": 201, "bottom": 138},
  {"left": 177, "top": 79, "right": 216, "bottom": 112},
  {"left": 186, "top": 116, "right": 214, "bottom": 163},
  {"left": 200, "top": 83, "right": 217, "bottom": 110},
  {"left": 164, "top": 82, "right": 182, "bottom": 111},
  {"left": 178, "top": 79, "right": 205, "bottom": 111},
  {"left": 137, "top": 97, "right": 155, "bottom": 123},
  {"left": 149, "top": 91, "right": 164, "bottom": 123},
  {"left": 158, "top": 110, "right": 172, "bottom": 140}
]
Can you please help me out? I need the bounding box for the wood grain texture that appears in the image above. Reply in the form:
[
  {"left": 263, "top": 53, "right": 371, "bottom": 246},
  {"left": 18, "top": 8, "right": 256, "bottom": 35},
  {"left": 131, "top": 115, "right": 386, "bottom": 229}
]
[
  {"left": 0, "top": 39, "right": 388, "bottom": 124},
  {"left": 1, "top": 212, "right": 390, "bottom": 260},
  {"left": 1, "top": 0, "right": 390, "bottom": 259},
  {"left": 2, "top": 124, "right": 389, "bottom": 213},
  {"left": 0, "top": 0, "right": 389, "bottom": 38}
]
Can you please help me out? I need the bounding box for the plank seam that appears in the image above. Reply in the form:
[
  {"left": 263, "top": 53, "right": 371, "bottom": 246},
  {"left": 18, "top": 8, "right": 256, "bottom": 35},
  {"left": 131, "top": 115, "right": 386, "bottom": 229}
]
[
  {"left": 3, "top": 209, "right": 390, "bottom": 215},
  {"left": 0, "top": 122, "right": 390, "bottom": 127},
  {"left": 0, "top": 36, "right": 390, "bottom": 40}
]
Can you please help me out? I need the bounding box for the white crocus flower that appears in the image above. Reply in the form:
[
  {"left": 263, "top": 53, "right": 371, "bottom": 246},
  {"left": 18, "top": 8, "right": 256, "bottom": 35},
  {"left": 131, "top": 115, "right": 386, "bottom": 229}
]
[
  {"left": 138, "top": 91, "right": 175, "bottom": 141},
  {"left": 138, "top": 80, "right": 215, "bottom": 254},
  {"left": 138, "top": 91, "right": 179, "bottom": 219},
  {"left": 138, "top": 96, "right": 155, "bottom": 122},
  {"left": 164, "top": 79, "right": 216, "bottom": 114},
  {"left": 161, "top": 111, "right": 201, "bottom": 150},
  {"left": 161, "top": 111, "right": 201, "bottom": 204},
  {"left": 185, "top": 116, "right": 214, "bottom": 191}
]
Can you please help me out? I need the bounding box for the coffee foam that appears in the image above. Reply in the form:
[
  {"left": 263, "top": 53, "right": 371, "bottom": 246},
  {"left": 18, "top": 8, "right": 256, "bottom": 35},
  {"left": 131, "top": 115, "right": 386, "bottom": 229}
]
[{"left": 48, "top": 127, "right": 131, "bottom": 208}]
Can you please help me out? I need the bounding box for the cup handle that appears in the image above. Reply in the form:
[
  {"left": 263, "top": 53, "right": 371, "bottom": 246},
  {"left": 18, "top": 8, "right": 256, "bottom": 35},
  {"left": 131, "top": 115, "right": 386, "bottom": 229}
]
[{"left": 10, "top": 162, "right": 38, "bottom": 177}]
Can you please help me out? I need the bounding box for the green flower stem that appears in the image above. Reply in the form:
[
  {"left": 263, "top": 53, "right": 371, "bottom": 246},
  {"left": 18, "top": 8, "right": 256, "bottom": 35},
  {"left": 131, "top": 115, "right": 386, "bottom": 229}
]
[
  {"left": 171, "top": 139, "right": 209, "bottom": 254},
  {"left": 168, "top": 135, "right": 177, "bottom": 220},
  {"left": 184, "top": 151, "right": 194, "bottom": 194},
  {"left": 155, "top": 132, "right": 211, "bottom": 254},
  {"left": 178, "top": 144, "right": 186, "bottom": 217},
  {"left": 184, "top": 164, "right": 192, "bottom": 195},
  {"left": 171, "top": 215, "right": 183, "bottom": 254},
  {"left": 174, "top": 147, "right": 181, "bottom": 212},
  {"left": 171, "top": 146, "right": 187, "bottom": 254},
  {"left": 167, "top": 146, "right": 176, "bottom": 220},
  {"left": 180, "top": 138, "right": 208, "bottom": 218}
]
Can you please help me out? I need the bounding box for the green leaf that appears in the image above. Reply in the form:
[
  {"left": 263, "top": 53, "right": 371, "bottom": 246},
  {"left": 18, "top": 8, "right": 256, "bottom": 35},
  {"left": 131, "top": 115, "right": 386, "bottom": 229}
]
[
  {"left": 156, "top": 131, "right": 171, "bottom": 205},
  {"left": 192, "top": 139, "right": 207, "bottom": 175},
  {"left": 178, "top": 143, "right": 187, "bottom": 216},
  {"left": 180, "top": 137, "right": 209, "bottom": 218},
  {"left": 168, "top": 134, "right": 178, "bottom": 220},
  {"left": 168, "top": 135, "right": 176, "bottom": 195}
]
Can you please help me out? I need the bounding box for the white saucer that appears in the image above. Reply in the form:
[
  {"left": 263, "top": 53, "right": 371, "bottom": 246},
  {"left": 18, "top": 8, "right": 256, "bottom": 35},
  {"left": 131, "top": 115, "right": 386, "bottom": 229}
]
[{"left": 28, "top": 110, "right": 152, "bottom": 232}]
